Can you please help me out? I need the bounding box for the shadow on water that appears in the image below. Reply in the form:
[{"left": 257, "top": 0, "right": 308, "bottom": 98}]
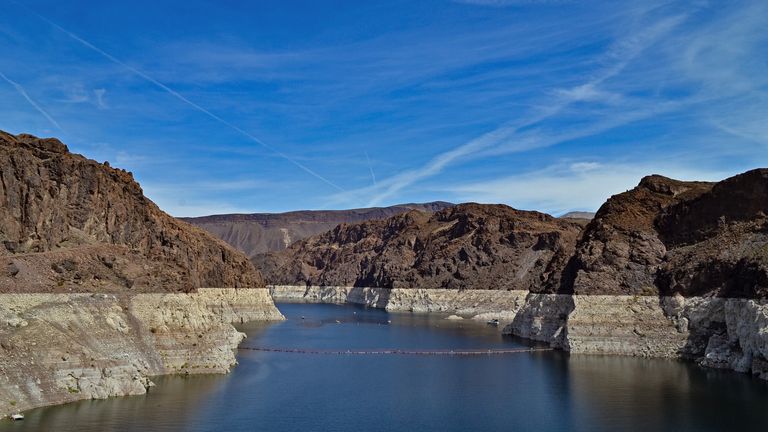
[{"left": 3, "top": 302, "right": 768, "bottom": 432}]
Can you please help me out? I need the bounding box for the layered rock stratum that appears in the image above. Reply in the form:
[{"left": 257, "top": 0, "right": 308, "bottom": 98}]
[
  {"left": 0, "top": 289, "right": 282, "bottom": 416},
  {"left": 0, "top": 131, "right": 283, "bottom": 416}
]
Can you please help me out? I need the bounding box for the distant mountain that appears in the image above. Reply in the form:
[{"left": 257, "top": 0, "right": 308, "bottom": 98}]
[
  {"left": 259, "top": 203, "right": 584, "bottom": 290},
  {"left": 560, "top": 211, "right": 596, "bottom": 220},
  {"left": 181, "top": 202, "right": 454, "bottom": 257}
]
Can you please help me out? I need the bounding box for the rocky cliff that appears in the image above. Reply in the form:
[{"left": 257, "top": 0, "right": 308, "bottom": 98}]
[
  {"left": 0, "top": 131, "right": 283, "bottom": 416},
  {"left": 181, "top": 201, "right": 454, "bottom": 258},
  {"left": 0, "top": 289, "right": 283, "bottom": 417},
  {"left": 267, "top": 169, "right": 768, "bottom": 379},
  {"left": 565, "top": 170, "right": 767, "bottom": 298},
  {"left": 262, "top": 203, "right": 585, "bottom": 290},
  {"left": 0, "top": 131, "right": 263, "bottom": 292},
  {"left": 547, "top": 169, "right": 768, "bottom": 376}
]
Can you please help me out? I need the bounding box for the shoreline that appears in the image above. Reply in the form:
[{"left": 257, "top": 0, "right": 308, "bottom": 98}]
[
  {"left": 0, "top": 288, "right": 284, "bottom": 417},
  {"left": 269, "top": 285, "right": 768, "bottom": 380}
]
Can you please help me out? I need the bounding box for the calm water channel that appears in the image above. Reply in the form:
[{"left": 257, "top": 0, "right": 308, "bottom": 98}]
[{"left": 2, "top": 302, "right": 768, "bottom": 431}]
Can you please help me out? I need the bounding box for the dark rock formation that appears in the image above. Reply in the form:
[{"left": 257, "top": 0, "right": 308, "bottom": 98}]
[
  {"left": 566, "top": 170, "right": 768, "bottom": 298},
  {"left": 181, "top": 202, "right": 454, "bottom": 257},
  {"left": 262, "top": 203, "right": 584, "bottom": 290},
  {"left": 0, "top": 131, "right": 263, "bottom": 292}
]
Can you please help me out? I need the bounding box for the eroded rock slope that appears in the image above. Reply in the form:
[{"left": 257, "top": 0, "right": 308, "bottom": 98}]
[
  {"left": 0, "top": 131, "right": 263, "bottom": 292},
  {"left": 263, "top": 203, "right": 585, "bottom": 290},
  {"left": 0, "top": 131, "right": 283, "bottom": 416},
  {"left": 565, "top": 170, "right": 767, "bottom": 298},
  {"left": 182, "top": 201, "right": 454, "bottom": 258}
]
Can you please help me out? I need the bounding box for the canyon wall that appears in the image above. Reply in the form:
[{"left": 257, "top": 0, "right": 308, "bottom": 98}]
[
  {"left": 264, "top": 168, "right": 767, "bottom": 379},
  {"left": 270, "top": 285, "right": 529, "bottom": 321},
  {"left": 0, "top": 288, "right": 283, "bottom": 416},
  {"left": 0, "top": 131, "right": 285, "bottom": 416},
  {"left": 0, "top": 131, "right": 262, "bottom": 293},
  {"left": 263, "top": 204, "right": 585, "bottom": 291}
]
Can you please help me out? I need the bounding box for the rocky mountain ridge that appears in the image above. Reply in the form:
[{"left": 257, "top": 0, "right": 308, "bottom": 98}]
[
  {"left": 266, "top": 170, "right": 767, "bottom": 300},
  {"left": 0, "top": 131, "right": 282, "bottom": 415},
  {"left": 261, "top": 203, "right": 586, "bottom": 290},
  {"left": 567, "top": 170, "right": 767, "bottom": 298},
  {"left": 181, "top": 201, "right": 454, "bottom": 258},
  {"left": 0, "top": 131, "right": 263, "bottom": 292}
]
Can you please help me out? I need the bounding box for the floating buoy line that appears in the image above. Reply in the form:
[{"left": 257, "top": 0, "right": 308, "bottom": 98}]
[{"left": 239, "top": 347, "right": 552, "bottom": 356}]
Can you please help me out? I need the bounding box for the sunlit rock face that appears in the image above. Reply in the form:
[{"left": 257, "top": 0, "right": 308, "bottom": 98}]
[
  {"left": 262, "top": 203, "right": 585, "bottom": 291},
  {"left": 0, "top": 131, "right": 264, "bottom": 292},
  {"left": 0, "top": 131, "right": 283, "bottom": 415},
  {"left": 0, "top": 289, "right": 283, "bottom": 416},
  {"left": 266, "top": 169, "right": 768, "bottom": 379}
]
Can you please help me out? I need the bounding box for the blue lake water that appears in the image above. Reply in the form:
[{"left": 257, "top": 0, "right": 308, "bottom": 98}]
[{"left": 3, "top": 302, "right": 768, "bottom": 431}]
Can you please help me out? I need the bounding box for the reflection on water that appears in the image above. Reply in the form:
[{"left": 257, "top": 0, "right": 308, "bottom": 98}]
[{"left": 2, "top": 303, "right": 767, "bottom": 432}]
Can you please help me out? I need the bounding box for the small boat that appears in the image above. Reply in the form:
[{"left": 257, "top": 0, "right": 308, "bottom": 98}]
[
  {"left": 486, "top": 319, "right": 499, "bottom": 326},
  {"left": 10, "top": 413, "right": 24, "bottom": 421}
]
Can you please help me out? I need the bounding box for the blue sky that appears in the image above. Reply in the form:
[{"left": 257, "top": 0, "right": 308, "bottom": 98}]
[{"left": 1, "top": 0, "right": 766, "bottom": 216}]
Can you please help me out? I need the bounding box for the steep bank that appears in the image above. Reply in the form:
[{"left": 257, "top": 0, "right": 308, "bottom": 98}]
[
  {"left": 544, "top": 170, "right": 768, "bottom": 376},
  {"left": 270, "top": 285, "right": 529, "bottom": 322},
  {"left": 264, "top": 169, "right": 768, "bottom": 379},
  {"left": 0, "top": 288, "right": 283, "bottom": 416},
  {"left": 0, "top": 131, "right": 284, "bottom": 416}
]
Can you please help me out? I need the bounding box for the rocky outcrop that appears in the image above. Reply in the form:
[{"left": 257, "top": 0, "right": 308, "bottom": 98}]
[
  {"left": 181, "top": 202, "right": 454, "bottom": 258},
  {"left": 505, "top": 293, "right": 574, "bottom": 346},
  {"left": 263, "top": 204, "right": 584, "bottom": 291},
  {"left": 0, "top": 131, "right": 263, "bottom": 292},
  {"left": 0, "top": 289, "right": 283, "bottom": 416},
  {"left": 565, "top": 170, "right": 767, "bottom": 298},
  {"left": 0, "top": 131, "right": 283, "bottom": 416},
  {"left": 514, "top": 170, "right": 768, "bottom": 377},
  {"left": 264, "top": 169, "right": 768, "bottom": 379},
  {"left": 565, "top": 175, "right": 714, "bottom": 296}
]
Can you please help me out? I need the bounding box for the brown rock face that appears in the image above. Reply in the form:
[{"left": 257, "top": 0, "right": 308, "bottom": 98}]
[
  {"left": 181, "top": 202, "right": 454, "bottom": 257},
  {"left": 0, "top": 131, "right": 263, "bottom": 292},
  {"left": 567, "top": 170, "right": 768, "bottom": 298},
  {"left": 262, "top": 203, "right": 584, "bottom": 290}
]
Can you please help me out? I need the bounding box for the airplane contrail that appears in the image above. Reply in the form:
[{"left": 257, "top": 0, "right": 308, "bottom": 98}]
[
  {"left": 17, "top": 5, "right": 343, "bottom": 191},
  {"left": 0, "top": 71, "right": 62, "bottom": 130},
  {"left": 364, "top": 151, "right": 377, "bottom": 186}
]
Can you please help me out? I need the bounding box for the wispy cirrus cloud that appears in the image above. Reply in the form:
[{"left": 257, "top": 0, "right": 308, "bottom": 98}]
[
  {"left": 440, "top": 161, "right": 734, "bottom": 215},
  {"left": 16, "top": 3, "right": 344, "bottom": 192},
  {"left": 328, "top": 12, "right": 687, "bottom": 207},
  {"left": 0, "top": 0, "right": 765, "bottom": 215},
  {"left": 324, "top": 0, "right": 768, "bottom": 211}
]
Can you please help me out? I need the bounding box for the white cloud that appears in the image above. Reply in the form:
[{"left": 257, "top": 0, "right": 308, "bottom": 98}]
[
  {"left": 94, "top": 88, "right": 107, "bottom": 108},
  {"left": 442, "top": 162, "right": 734, "bottom": 215},
  {"left": 327, "top": 11, "right": 686, "bottom": 208}
]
